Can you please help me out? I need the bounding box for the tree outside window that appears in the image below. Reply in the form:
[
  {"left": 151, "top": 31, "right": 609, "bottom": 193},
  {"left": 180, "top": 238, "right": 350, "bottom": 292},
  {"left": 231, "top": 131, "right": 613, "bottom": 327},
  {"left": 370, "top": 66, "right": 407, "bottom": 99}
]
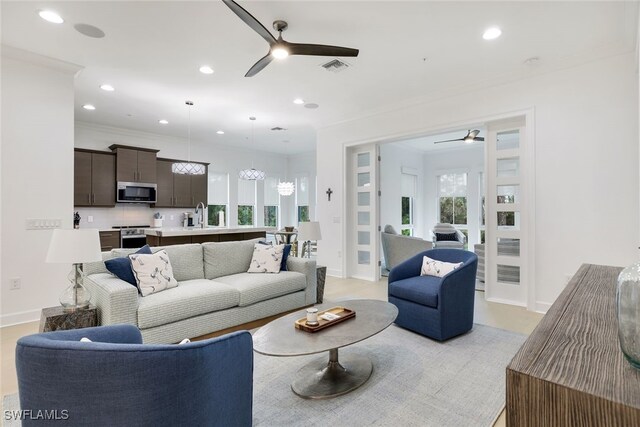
[
  {"left": 438, "top": 173, "right": 468, "bottom": 226},
  {"left": 238, "top": 206, "right": 254, "bottom": 226},
  {"left": 298, "top": 206, "right": 309, "bottom": 223},
  {"left": 264, "top": 206, "right": 278, "bottom": 227},
  {"left": 208, "top": 205, "right": 226, "bottom": 226},
  {"left": 401, "top": 196, "right": 413, "bottom": 236}
]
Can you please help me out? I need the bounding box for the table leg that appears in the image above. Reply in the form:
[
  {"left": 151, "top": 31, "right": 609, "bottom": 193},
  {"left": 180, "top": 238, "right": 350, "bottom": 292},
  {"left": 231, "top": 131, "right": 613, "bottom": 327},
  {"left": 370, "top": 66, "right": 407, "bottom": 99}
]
[{"left": 291, "top": 348, "right": 373, "bottom": 399}]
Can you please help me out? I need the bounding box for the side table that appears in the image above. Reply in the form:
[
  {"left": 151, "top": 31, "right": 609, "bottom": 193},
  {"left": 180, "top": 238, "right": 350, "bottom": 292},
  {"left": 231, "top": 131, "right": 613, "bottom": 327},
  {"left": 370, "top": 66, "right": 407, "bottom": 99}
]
[
  {"left": 39, "top": 305, "right": 99, "bottom": 333},
  {"left": 316, "top": 266, "right": 327, "bottom": 303}
]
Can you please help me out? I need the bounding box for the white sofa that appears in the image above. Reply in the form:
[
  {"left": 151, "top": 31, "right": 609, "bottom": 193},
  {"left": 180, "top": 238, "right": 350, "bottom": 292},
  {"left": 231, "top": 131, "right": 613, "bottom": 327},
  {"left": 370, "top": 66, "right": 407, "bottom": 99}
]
[{"left": 82, "top": 240, "right": 317, "bottom": 344}]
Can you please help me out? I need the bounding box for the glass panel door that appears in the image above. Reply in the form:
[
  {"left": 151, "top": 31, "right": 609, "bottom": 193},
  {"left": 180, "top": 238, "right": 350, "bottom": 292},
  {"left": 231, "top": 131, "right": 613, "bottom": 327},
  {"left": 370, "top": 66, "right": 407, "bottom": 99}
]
[
  {"left": 348, "top": 144, "right": 379, "bottom": 280},
  {"left": 485, "top": 119, "right": 528, "bottom": 307}
]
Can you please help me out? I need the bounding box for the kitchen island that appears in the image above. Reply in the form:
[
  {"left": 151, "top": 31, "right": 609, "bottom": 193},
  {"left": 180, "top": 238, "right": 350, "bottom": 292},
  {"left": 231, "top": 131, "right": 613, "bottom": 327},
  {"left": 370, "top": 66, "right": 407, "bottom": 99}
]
[{"left": 145, "top": 227, "right": 275, "bottom": 246}]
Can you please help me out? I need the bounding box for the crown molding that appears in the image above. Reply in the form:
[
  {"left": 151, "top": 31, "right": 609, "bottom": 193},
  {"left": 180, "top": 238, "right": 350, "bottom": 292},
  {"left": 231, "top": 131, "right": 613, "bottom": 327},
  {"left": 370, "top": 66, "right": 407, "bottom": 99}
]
[{"left": 1, "top": 45, "right": 83, "bottom": 75}]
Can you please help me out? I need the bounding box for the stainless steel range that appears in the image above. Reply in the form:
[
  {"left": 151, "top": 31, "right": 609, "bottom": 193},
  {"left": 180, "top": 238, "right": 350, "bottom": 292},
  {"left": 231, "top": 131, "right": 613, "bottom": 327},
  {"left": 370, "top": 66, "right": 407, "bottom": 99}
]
[{"left": 112, "top": 225, "right": 150, "bottom": 249}]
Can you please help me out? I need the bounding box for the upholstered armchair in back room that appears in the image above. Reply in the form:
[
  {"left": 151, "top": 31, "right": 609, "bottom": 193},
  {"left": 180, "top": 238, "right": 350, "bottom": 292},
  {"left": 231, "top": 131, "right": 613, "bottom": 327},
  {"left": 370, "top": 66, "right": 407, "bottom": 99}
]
[
  {"left": 381, "top": 225, "right": 433, "bottom": 276},
  {"left": 431, "top": 223, "right": 466, "bottom": 249},
  {"left": 388, "top": 249, "right": 478, "bottom": 341},
  {"left": 15, "top": 325, "right": 253, "bottom": 427}
]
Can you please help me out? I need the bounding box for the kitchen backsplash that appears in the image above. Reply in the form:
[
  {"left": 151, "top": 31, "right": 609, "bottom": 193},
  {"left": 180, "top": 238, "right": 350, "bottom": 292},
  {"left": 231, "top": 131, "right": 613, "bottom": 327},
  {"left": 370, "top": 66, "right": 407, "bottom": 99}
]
[{"left": 75, "top": 205, "right": 201, "bottom": 229}]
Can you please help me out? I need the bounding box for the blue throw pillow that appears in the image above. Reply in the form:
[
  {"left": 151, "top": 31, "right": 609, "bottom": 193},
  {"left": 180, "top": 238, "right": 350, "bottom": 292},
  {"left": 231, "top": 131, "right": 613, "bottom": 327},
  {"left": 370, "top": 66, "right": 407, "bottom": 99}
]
[
  {"left": 436, "top": 232, "right": 458, "bottom": 242},
  {"left": 105, "top": 245, "right": 152, "bottom": 287},
  {"left": 258, "top": 241, "right": 291, "bottom": 271}
]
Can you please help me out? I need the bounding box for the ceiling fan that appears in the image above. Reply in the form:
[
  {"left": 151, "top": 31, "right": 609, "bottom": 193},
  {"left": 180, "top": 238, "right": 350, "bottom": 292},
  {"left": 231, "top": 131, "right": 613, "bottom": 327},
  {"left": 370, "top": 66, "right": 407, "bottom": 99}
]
[
  {"left": 434, "top": 130, "right": 485, "bottom": 144},
  {"left": 222, "top": 0, "right": 359, "bottom": 77}
]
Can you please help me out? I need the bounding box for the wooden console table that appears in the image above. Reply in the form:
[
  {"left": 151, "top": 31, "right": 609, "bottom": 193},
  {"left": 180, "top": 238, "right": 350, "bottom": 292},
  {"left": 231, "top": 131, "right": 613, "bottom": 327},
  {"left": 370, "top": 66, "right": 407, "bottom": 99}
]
[{"left": 507, "top": 264, "right": 640, "bottom": 426}]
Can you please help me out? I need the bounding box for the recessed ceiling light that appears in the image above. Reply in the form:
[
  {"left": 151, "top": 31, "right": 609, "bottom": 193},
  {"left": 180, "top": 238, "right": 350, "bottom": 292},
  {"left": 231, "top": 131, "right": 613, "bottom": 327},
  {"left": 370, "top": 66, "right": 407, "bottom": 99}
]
[
  {"left": 482, "top": 27, "right": 502, "bottom": 40},
  {"left": 199, "top": 65, "right": 214, "bottom": 74},
  {"left": 216, "top": 130, "right": 225, "bottom": 135},
  {"left": 304, "top": 103, "right": 319, "bottom": 109},
  {"left": 158, "top": 119, "right": 169, "bottom": 125},
  {"left": 100, "top": 84, "right": 115, "bottom": 92},
  {"left": 293, "top": 98, "right": 305, "bottom": 105},
  {"left": 82, "top": 104, "right": 96, "bottom": 111},
  {"left": 38, "top": 10, "right": 64, "bottom": 24}
]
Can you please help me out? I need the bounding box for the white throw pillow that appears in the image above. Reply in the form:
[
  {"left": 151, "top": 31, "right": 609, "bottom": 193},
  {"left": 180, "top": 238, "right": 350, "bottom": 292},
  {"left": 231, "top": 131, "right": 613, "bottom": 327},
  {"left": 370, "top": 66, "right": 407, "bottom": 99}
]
[
  {"left": 420, "top": 256, "right": 463, "bottom": 278},
  {"left": 129, "top": 250, "right": 178, "bottom": 296},
  {"left": 248, "top": 243, "right": 284, "bottom": 273}
]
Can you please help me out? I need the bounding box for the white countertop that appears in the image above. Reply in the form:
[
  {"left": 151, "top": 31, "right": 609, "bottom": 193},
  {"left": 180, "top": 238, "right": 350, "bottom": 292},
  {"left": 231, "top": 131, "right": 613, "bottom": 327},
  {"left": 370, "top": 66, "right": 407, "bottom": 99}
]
[{"left": 145, "top": 227, "right": 276, "bottom": 237}]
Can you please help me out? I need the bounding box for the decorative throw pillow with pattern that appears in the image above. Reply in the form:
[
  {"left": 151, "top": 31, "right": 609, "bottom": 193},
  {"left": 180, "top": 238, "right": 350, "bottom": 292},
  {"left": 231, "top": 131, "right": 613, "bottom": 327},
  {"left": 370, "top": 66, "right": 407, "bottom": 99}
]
[
  {"left": 248, "top": 243, "right": 284, "bottom": 273},
  {"left": 129, "top": 250, "right": 178, "bottom": 296},
  {"left": 420, "top": 256, "right": 463, "bottom": 278}
]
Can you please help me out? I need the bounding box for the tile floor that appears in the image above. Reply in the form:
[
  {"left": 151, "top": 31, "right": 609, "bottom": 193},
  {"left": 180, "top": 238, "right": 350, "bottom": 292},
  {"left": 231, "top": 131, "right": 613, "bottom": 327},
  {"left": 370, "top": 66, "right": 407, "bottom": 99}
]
[{"left": 0, "top": 275, "right": 544, "bottom": 425}]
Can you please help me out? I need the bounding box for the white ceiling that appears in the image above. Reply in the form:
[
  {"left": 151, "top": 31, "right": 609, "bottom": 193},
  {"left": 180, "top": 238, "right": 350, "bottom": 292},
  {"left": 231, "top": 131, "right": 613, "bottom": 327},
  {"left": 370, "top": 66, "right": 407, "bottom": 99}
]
[{"left": 2, "top": 1, "right": 637, "bottom": 154}]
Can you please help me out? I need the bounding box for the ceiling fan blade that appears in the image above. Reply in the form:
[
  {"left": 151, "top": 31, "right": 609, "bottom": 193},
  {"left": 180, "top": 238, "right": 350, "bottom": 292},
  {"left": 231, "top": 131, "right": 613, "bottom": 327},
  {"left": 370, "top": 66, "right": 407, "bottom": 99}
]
[
  {"left": 434, "top": 138, "right": 464, "bottom": 144},
  {"left": 288, "top": 42, "right": 359, "bottom": 57},
  {"left": 474, "top": 137, "right": 485, "bottom": 142},
  {"left": 222, "top": 0, "right": 276, "bottom": 46},
  {"left": 245, "top": 53, "right": 274, "bottom": 77},
  {"left": 468, "top": 129, "right": 480, "bottom": 138}
]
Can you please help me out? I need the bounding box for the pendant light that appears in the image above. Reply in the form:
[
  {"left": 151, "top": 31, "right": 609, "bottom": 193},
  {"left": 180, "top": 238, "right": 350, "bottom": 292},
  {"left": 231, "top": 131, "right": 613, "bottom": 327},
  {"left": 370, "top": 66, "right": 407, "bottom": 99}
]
[
  {"left": 277, "top": 181, "right": 295, "bottom": 196},
  {"left": 239, "top": 116, "right": 265, "bottom": 180},
  {"left": 172, "top": 100, "right": 205, "bottom": 175}
]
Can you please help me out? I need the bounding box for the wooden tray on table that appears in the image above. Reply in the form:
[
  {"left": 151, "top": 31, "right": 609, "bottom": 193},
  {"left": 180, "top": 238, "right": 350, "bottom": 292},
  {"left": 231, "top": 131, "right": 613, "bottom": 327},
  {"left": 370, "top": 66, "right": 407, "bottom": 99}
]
[{"left": 294, "top": 306, "right": 356, "bottom": 333}]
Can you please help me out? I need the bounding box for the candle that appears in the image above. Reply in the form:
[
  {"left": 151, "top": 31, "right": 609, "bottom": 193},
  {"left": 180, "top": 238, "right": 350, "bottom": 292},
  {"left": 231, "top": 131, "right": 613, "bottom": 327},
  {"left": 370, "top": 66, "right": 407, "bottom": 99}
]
[{"left": 218, "top": 210, "right": 225, "bottom": 227}]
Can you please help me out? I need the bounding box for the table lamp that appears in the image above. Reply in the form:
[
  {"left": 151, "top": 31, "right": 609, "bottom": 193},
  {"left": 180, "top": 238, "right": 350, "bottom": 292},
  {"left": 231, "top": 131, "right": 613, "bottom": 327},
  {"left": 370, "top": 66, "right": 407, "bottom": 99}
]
[
  {"left": 297, "top": 221, "right": 322, "bottom": 258},
  {"left": 46, "top": 229, "right": 102, "bottom": 311}
]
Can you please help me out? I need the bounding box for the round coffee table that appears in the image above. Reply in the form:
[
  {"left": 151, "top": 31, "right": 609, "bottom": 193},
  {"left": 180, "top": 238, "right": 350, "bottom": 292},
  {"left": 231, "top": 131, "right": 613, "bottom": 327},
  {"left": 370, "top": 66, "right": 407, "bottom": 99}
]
[{"left": 252, "top": 299, "right": 398, "bottom": 399}]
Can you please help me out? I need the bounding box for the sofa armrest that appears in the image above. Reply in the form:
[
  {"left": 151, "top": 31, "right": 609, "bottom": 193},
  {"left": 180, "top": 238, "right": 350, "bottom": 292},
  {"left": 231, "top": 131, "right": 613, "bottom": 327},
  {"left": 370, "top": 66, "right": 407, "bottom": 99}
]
[
  {"left": 84, "top": 274, "right": 139, "bottom": 326},
  {"left": 287, "top": 257, "right": 317, "bottom": 305}
]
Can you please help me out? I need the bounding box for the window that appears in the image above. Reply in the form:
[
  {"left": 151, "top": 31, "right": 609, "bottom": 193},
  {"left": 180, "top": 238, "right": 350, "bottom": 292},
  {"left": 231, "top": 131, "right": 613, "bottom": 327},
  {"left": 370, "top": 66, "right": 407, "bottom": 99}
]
[
  {"left": 296, "top": 176, "right": 309, "bottom": 223},
  {"left": 264, "top": 177, "right": 280, "bottom": 228},
  {"left": 401, "top": 173, "right": 417, "bottom": 236},
  {"left": 238, "top": 179, "right": 256, "bottom": 226},
  {"left": 438, "top": 173, "right": 467, "bottom": 226},
  {"left": 208, "top": 172, "right": 228, "bottom": 226}
]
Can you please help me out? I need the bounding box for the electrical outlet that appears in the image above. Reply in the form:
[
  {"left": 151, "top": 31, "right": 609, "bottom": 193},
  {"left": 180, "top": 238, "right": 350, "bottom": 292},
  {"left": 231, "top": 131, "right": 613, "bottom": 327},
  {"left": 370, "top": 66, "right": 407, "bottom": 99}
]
[
  {"left": 10, "top": 277, "right": 21, "bottom": 290},
  {"left": 88, "top": 216, "right": 94, "bottom": 223}
]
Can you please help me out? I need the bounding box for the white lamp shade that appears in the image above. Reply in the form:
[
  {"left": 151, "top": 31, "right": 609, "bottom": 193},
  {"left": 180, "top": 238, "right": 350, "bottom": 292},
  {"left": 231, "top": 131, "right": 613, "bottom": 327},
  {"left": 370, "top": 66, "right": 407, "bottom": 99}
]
[
  {"left": 46, "top": 229, "right": 102, "bottom": 264},
  {"left": 297, "top": 221, "right": 322, "bottom": 241}
]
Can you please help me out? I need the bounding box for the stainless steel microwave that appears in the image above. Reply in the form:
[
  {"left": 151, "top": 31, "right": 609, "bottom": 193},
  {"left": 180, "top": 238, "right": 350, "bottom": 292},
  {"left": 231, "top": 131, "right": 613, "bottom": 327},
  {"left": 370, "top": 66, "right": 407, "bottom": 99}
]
[{"left": 117, "top": 182, "right": 157, "bottom": 203}]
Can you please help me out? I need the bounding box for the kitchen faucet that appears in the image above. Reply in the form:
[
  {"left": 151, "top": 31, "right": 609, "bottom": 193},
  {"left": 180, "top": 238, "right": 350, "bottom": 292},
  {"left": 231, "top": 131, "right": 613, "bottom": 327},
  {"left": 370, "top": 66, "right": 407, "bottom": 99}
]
[{"left": 195, "top": 202, "right": 206, "bottom": 228}]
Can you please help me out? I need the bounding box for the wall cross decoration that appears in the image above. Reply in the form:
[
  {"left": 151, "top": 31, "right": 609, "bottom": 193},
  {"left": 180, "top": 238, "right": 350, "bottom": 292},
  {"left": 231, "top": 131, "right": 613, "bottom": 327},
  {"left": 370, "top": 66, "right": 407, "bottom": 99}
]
[{"left": 326, "top": 188, "right": 333, "bottom": 201}]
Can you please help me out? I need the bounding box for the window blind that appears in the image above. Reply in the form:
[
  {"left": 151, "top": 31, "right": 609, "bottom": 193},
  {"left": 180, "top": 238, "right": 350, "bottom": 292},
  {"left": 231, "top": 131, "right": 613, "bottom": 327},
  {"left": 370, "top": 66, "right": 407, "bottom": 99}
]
[
  {"left": 296, "top": 176, "right": 309, "bottom": 205},
  {"left": 238, "top": 179, "right": 256, "bottom": 205},
  {"left": 401, "top": 173, "right": 417, "bottom": 198},
  {"left": 208, "top": 172, "right": 228, "bottom": 205},
  {"left": 264, "top": 177, "right": 279, "bottom": 206}
]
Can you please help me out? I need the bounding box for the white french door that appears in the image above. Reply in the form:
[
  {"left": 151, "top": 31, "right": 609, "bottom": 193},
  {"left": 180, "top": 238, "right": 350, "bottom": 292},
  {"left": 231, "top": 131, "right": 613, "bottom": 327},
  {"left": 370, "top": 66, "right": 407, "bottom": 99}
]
[
  {"left": 485, "top": 118, "right": 530, "bottom": 307},
  {"left": 347, "top": 144, "right": 379, "bottom": 281}
]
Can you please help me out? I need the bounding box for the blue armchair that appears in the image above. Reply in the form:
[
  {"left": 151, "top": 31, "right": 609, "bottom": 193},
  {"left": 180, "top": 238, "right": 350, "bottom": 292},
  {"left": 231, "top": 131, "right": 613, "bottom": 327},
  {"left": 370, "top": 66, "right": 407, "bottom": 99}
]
[
  {"left": 16, "top": 324, "right": 253, "bottom": 426},
  {"left": 388, "top": 249, "right": 478, "bottom": 341}
]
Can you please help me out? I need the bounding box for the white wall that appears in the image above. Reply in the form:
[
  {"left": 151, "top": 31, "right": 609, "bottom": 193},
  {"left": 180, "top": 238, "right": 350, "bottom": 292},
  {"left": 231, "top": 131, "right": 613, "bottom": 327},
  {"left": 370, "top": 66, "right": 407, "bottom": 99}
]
[
  {"left": 423, "top": 145, "right": 484, "bottom": 248},
  {"left": 379, "top": 144, "right": 425, "bottom": 239},
  {"left": 75, "top": 123, "right": 315, "bottom": 230},
  {"left": 317, "top": 53, "right": 638, "bottom": 310},
  {"left": 1, "top": 49, "right": 81, "bottom": 326}
]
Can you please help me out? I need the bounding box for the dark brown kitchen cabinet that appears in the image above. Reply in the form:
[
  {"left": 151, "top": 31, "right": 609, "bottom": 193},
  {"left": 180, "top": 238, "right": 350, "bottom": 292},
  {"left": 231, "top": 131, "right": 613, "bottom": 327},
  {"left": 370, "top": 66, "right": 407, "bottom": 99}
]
[
  {"left": 191, "top": 172, "right": 207, "bottom": 206},
  {"left": 74, "top": 149, "right": 116, "bottom": 207},
  {"left": 109, "top": 145, "right": 158, "bottom": 183},
  {"left": 154, "top": 158, "right": 208, "bottom": 208},
  {"left": 99, "top": 231, "right": 120, "bottom": 251}
]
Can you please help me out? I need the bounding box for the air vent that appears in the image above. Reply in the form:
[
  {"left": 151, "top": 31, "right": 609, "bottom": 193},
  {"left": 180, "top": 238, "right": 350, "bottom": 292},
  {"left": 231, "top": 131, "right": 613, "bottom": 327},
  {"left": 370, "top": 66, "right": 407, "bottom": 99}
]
[
  {"left": 271, "top": 126, "right": 287, "bottom": 131},
  {"left": 321, "top": 59, "right": 350, "bottom": 73}
]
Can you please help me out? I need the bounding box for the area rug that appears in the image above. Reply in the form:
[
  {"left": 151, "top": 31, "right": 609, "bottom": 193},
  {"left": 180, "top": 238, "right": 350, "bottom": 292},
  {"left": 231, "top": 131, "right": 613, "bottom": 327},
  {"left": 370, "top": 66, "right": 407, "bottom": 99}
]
[
  {"left": 3, "top": 324, "right": 524, "bottom": 427},
  {"left": 253, "top": 324, "right": 524, "bottom": 426}
]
